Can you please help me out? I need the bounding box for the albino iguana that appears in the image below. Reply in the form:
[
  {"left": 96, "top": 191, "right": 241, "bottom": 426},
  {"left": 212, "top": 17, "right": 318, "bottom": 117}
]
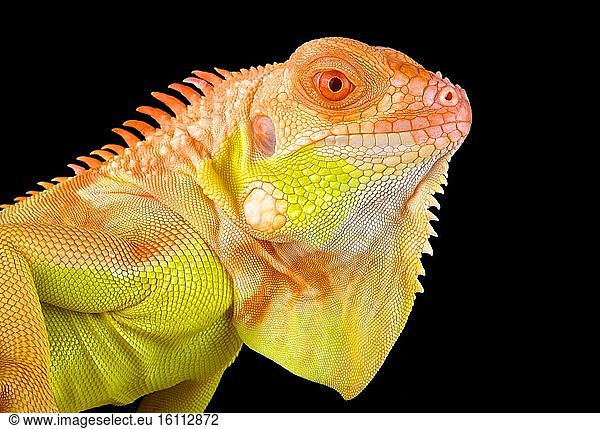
[{"left": 0, "top": 37, "right": 472, "bottom": 412}]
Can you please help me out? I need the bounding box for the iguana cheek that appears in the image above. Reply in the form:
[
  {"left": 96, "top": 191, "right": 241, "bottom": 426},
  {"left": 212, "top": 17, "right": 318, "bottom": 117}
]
[{"left": 243, "top": 186, "right": 288, "bottom": 233}]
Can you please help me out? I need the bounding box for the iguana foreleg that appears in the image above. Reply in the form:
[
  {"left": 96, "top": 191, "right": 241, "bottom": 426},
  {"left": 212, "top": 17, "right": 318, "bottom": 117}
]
[
  {"left": 0, "top": 238, "right": 57, "bottom": 411},
  {"left": 0, "top": 193, "right": 239, "bottom": 412},
  {"left": 138, "top": 371, "right": 224, "bottom": 412}
]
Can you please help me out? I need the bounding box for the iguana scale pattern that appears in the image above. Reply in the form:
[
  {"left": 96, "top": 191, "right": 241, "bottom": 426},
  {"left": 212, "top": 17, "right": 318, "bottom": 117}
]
[{"left": 0, "top": 37, "right": 472, "bottom": 412}]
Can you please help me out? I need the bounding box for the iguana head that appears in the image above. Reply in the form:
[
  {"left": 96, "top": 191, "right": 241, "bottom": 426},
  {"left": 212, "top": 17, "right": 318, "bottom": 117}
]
[{"left": 200, "top": 37, "right": 471, "bottom": 399}]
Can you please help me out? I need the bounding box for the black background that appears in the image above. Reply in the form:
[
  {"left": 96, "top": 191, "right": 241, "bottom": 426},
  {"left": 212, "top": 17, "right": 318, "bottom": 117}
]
[{"left": 1, "top": 9, "right": 593, "bottom": 412}]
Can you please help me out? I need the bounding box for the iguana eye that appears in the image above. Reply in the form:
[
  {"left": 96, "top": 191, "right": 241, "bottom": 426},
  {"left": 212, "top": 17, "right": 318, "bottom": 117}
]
[{"left": 313, "top": 70, "right": 355, "bottom": 101}]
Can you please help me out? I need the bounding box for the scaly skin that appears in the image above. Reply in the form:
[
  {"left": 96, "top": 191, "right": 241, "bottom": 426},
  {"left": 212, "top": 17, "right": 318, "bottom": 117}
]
[{"left": 0, "top": 37, "right": 471, "bottom": 412}]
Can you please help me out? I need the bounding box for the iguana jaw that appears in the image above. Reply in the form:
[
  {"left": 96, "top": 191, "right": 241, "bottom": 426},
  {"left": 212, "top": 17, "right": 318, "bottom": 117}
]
[{"left": 230, "top": 148, "right": 454, "bottom": 399}]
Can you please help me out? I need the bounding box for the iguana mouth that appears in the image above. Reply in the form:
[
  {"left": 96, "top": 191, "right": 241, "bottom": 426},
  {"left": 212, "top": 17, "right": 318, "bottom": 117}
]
[
  {"left": 313, "top": 125, "right": 469, "bottom": 170},
  {"left": 321, "top": 128, "right": 469, "bottom": 154},
  {"left": 323, "top": 131, "right": 419, "bottom": 148}
]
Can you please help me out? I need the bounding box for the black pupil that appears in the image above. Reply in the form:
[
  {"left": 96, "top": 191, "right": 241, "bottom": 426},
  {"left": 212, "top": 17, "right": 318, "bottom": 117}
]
[{"left": 328, "top": 76, "right": 343, "bottom": 92}]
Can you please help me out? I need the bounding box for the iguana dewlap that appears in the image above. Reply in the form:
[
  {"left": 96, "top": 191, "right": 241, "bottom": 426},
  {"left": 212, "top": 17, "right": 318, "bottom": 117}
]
[{"left": 0, "top": 37, "right": 472, "bottom": 412}]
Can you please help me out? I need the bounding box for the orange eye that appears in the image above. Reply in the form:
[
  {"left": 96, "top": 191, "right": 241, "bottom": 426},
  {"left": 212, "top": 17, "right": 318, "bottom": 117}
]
[{"left": 313, "top": 70, "right": 355, "bottom": 101}]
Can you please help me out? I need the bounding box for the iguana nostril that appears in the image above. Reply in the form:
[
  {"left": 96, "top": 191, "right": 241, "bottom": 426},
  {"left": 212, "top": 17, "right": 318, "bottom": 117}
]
[{"left": 439, "top": 87, "right": 459, "bottom": 106}]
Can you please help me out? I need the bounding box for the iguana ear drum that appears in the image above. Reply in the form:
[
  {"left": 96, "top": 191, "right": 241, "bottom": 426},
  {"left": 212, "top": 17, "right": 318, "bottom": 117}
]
[{"left": 252, "top": 115, "right": 277, "bottom": 157}]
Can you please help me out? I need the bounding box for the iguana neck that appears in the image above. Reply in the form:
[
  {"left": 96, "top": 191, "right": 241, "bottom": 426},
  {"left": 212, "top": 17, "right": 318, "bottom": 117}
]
[
  {"left": 96, "top": 65, "right": 273, "bottom": 219},
  {"left": 106, "top": 70, "right": 266, "bottom": 179}
]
